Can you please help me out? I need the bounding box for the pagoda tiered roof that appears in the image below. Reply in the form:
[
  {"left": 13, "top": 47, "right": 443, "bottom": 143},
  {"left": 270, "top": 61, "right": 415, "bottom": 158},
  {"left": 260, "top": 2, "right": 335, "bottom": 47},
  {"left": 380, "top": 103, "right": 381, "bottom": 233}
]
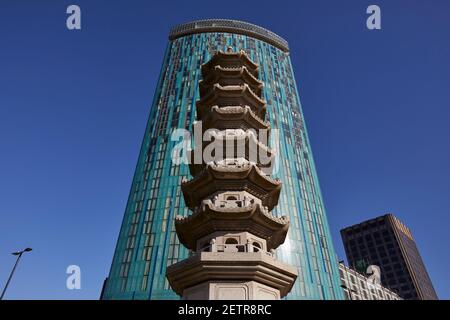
[
  {"left": 196, "top": 84, "right": 266, "bottom": 120},
  {"left": 201, "top": 49, "right": 259, "bottom": 77},
  {"left": 181, "top": 162, "right": 281, "bottom": 211},
  {"left": 175, "top": 200, "right": 289, "bottom": 251},
  {"left": 201, "top": 105, "right": 270, "bottom": 133},
  {"left": 188, "top": 130, "right": 275, "bottom": 176},
  {"left": 199, "top": 66, "right": 263, "bottom": 97}
]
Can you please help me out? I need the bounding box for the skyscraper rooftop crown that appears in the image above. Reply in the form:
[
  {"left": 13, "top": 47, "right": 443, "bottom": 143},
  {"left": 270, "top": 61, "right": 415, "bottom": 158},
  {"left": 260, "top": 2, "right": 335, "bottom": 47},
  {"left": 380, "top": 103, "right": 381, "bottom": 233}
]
[{"left": 169, "top": 19, "right": 290, "bottom": 53}]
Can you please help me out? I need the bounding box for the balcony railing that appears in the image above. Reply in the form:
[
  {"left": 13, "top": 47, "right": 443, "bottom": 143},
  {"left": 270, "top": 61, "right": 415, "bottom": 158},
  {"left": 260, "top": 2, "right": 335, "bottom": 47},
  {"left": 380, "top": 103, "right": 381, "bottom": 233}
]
[{"left": 169, "top": 19, "right": 290, "bottom": 53}]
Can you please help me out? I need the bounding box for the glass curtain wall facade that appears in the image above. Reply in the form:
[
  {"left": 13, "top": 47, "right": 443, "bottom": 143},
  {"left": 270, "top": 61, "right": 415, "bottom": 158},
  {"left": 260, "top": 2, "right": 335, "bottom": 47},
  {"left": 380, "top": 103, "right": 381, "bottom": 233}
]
[{"left": 101, "top": 19, "right": 344, "bottom": 300}]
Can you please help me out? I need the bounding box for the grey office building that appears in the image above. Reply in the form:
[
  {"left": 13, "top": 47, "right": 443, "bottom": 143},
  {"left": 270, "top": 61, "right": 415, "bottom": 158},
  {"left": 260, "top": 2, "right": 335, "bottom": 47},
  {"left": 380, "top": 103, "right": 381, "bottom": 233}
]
[{"left": 340, "top": 214, "right": 438, "bottom": 300}]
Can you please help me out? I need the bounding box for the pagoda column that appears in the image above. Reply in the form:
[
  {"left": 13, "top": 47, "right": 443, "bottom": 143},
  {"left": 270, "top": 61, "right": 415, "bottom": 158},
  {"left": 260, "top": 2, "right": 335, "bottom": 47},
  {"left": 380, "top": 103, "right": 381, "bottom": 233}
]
[{"left": 166, "top": 48, "right": 297, "bottom": 300}]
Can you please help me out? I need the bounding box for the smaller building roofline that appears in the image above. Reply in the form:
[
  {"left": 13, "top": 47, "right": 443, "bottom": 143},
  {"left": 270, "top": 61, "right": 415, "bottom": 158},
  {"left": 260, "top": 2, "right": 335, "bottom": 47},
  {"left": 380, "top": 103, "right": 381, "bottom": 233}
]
[{"left": 340, "top": 213, "right": 397, "bottom": 233}]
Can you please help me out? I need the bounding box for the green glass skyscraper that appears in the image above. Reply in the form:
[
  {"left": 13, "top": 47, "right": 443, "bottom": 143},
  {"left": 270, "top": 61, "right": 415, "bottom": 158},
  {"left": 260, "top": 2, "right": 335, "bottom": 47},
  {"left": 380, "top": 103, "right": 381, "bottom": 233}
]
[{"left": 101, "top": 19, "right": 344, "bottom": 300}]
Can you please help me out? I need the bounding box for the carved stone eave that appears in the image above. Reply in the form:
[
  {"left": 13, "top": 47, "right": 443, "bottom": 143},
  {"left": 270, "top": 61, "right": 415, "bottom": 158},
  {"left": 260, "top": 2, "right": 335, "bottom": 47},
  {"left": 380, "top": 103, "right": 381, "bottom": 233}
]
[
  {"left": 188, "top": 131, "right": 275, "bottom": 176},
  {"left": 181, "top": 163, "right": 281, "bottom": 211},
  {"left": 201, "top": 50, "right": 259, "bottom": 78},
  {"left": 196, "top": 84, "right": 267, "bottom": 120},
  {"left": 200, "top": 66, "right": 263, "bottom": 97},
  {"left": 166, "top": 252, "right": 298, "bottom": 298},
  {"left": 201, "top": 105, "right": 270, "bottom": 133},
  {"left": 175, "top": 201, "right": 289, "bottom": 251}
]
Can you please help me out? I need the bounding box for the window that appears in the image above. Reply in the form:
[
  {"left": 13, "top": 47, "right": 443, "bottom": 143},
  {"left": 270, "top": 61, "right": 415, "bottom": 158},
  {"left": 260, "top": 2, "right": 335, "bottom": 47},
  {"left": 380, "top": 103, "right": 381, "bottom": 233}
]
[
  {"left": 225, "top": 238, "right": 238, "bottom": 245},
  {"left": 201, "top": 241, "right": 210, "bottom": 252}
]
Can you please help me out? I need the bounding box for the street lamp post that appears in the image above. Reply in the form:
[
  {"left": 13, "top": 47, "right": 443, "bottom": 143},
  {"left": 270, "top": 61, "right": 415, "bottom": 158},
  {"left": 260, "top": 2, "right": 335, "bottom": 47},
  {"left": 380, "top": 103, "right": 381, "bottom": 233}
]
[{"left": 0, "top": 248, "right": 32, "bottom": 300}]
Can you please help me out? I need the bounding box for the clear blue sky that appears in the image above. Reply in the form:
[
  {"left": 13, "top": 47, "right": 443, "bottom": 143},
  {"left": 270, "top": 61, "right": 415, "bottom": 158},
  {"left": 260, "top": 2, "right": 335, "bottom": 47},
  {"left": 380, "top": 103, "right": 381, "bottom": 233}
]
[{"left": 0, "top": 0, "right": 449, "bottom": 299}]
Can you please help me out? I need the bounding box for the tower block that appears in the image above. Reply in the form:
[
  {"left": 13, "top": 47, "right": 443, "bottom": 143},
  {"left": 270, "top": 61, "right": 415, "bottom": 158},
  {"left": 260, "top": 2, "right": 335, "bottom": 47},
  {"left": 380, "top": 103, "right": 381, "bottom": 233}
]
[{"left": 166, "top": 48, "right": 297, "bottom": 300}]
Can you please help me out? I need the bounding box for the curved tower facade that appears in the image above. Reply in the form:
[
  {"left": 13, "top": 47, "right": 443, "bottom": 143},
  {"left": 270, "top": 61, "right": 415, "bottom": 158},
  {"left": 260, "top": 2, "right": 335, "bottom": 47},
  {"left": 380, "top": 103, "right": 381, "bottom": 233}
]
[{"left": 101, "top": 19, "right": 344, "bottom": 300}]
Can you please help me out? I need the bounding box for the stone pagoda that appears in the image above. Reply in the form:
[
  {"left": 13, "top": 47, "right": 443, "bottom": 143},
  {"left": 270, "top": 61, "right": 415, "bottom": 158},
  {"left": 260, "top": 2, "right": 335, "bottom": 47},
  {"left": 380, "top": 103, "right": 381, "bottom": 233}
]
[{"left": 166, "top": 48, "right": 297, "bottom": 300}]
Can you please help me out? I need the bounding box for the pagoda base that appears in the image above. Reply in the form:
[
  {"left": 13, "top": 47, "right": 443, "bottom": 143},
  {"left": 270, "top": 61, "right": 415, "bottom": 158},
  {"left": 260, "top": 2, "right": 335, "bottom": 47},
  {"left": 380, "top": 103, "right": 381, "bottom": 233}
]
[
  {"left": 184, "top": 281, "right": 280, "bottom": 300},
  {"left": 166, "top": 251, "right": 297, "bottom": 300}
]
